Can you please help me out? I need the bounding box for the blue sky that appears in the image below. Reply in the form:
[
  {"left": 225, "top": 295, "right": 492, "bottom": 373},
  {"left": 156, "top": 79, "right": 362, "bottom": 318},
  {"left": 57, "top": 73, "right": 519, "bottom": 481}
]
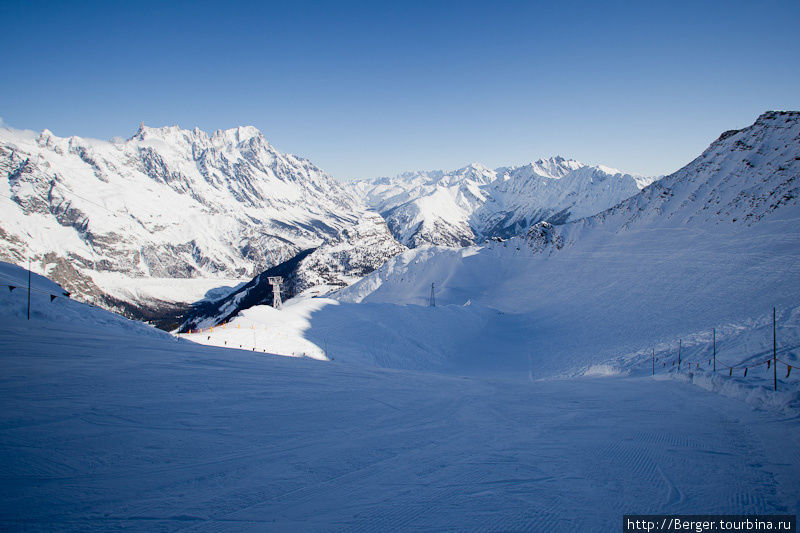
[{"left": 1, "top": 0, "right": 798, "bottom": 179}]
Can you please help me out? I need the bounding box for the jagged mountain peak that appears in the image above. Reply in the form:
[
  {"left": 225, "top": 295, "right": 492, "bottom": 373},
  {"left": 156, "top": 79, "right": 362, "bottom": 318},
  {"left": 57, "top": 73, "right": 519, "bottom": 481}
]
[
  {"left": 501, "top": 156, "right": 585, "bottom": 180},
  {"left": 458, "top": 162, "right": 492, "bottom": 173},
  {"left": 352, "top": 154, "right": 653, "bottom": 247},
  {"left": 0, "top": 122, "right": 401, "bottom": 326},
  {"left": 710, "top": 111, "right": 799, "bottom": 147},
  {"left": 210, "top": 125, "right": 264, "bottom": 146},
  {"left": 23, "top": 123, "right": 325, "bottom": 196},
  {"left": 130, "top": 123, "right": 191, "bottom": 142},
  {"left": 129, "top": 123, "right": 269, "bottom": 150},
  {"left": 491, "top": 157, "right": 570, "bottom": 183},
  {"left": 754, "top": 109, "right": 800, "bottom": 125},
  {"left": 447, "top": 162, "right": 495, "bottom": 185}
]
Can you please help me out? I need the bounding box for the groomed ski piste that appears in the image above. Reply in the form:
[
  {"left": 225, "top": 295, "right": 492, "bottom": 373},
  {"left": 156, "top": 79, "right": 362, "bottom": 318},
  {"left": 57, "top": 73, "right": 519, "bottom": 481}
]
[{"left": 2, "top": 249, "right": 799, "bottom": 532}]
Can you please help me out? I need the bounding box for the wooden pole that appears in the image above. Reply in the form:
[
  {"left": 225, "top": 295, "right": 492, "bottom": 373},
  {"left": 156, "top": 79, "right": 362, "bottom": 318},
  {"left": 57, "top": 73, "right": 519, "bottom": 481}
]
[
  {"left": 773, "top": 307, "right": 777, "bottom": 391},
  {"left": 27, "top": 258, "right": 31, "bottom": 321},
  {"left": 713, "top": 328, "right": 716, "bottom": 373},
  {"left": 678, "top": 339, "right": 681, "bottom": 370}
]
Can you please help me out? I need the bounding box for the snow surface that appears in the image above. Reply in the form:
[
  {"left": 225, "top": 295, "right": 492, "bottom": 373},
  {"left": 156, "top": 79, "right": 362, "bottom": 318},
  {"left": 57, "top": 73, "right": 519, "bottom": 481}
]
[
  {"left": 183, "top": 290, "right": 800, "bottom": 413},
  {"left": 1, "top": 263, "right": 799, "bottom": 531},
  {"left": 88, "top": 272, "right": 249, "bottom": 306}
]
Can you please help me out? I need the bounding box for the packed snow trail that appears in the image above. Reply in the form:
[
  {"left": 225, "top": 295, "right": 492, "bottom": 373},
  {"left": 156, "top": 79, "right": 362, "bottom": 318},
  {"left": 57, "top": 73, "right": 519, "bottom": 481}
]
[
  {"left": 180, "top": 294, "right": 800, "bottom": 409},
  {"left": 1, "top": 315, "right": 798, "bottom": 531}
]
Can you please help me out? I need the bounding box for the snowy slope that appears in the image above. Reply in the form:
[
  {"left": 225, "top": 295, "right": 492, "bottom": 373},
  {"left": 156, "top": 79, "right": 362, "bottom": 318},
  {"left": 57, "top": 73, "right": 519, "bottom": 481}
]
[
  {"left": 352, "top": 156, "right": 654, "bottom": 247},
  {"left": 337, "top": 111, "right": 800, "bottom": 378},
  {"left": 0, "top": 261, "right": 171, "bottom": 338},
  {"left": 578, "top": 110, "right": 800, "bottom": 230},
  {"left": 0, "top": 124, "right": 400, "bottom": 325},
  {"left": 179, "top": 212, "right": 406, "bottom": 331},
  {"left": 2, "top": 261, "right": 799, "bottom": 530}
]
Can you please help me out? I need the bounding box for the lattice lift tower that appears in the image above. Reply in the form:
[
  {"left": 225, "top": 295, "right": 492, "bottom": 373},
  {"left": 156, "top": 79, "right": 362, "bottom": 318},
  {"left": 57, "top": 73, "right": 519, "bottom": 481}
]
[{"left": 268, "top": 277, "right": 283, "bottom": 309}]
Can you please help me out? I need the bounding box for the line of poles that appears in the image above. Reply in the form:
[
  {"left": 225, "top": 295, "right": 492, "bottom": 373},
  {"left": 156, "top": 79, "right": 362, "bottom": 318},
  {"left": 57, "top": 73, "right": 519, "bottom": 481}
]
[{"left": 652, "top": 307, "right": 794, "bottom": 391}]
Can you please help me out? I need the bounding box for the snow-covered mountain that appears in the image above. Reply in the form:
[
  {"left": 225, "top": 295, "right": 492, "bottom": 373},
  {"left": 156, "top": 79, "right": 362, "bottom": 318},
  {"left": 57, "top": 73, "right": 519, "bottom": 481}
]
[
  {"left": 351, "top": 156, "right": 654, "bottom": 247},
  {"left": 179, "top": 212, "right": 406, "bottom": 331},
  {"left": 575, "top": 110, "right": 800, "bottom": 231},
  {"left": 0, "top": 124, "right": 401, "bottom": 326},
  {"left": 337, "top": 111, "right": 800, "bottom": 376}
]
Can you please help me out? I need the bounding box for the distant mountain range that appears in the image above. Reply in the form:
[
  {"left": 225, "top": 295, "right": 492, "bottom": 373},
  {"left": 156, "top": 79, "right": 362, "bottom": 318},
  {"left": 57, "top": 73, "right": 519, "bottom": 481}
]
[
  {"left": 0, "top": 124, "right": 402, "bottom": 327},
  {"left": 177, "top": 155, "right": 658, "bottom": 328},
  {"left": 7, "top": 113, "right": 793, "bottom": 331},
  {"left": 351, "top": 157, "right": 654, "bottom": 247}
]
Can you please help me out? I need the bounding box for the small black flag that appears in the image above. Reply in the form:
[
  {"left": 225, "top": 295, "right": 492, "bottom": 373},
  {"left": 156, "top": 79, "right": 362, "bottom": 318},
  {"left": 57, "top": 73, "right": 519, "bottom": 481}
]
[{"left": 50, "top": 294, "right": 57, "bottom": 302}]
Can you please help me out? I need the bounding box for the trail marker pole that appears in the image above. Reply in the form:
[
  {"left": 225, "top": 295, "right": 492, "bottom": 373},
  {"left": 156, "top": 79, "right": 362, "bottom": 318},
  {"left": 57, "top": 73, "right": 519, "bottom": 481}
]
[
  {"left": 678, "top": 339, "right": 681, "bottom": 370},
  {"left": 652, "top": 348, "right": 655, "bottom": 376},
  {"left": 773, "top": 307, "right": 777, "bottom": 391},
  {"left": 429, "top": 282, "right": 435, "bottom": 307},
  {"left": 713, "top": 328, "right": 716, "bottom": 373},
  {"left": 27, "top": 258, "right": 31, "bottom": 320}
]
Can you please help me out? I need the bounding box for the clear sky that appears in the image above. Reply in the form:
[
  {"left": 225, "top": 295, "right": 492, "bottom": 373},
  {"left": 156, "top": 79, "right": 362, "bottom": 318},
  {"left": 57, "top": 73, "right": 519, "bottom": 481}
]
[{"left": 1, "top": 0, "right": 798, "bottom": 180}]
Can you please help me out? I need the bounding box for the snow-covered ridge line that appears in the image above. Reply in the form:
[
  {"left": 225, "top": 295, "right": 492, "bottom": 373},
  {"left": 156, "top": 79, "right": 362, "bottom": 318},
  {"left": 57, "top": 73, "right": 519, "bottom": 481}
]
[
  {"left": 350, "top": 155, "right": 655, "bottom": 248},
  {"left": 567, "top": 110, "right": 800, "bottom": 235},
  {"left": 0, "top": 122, "right": 402, "bottom": 327}
]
